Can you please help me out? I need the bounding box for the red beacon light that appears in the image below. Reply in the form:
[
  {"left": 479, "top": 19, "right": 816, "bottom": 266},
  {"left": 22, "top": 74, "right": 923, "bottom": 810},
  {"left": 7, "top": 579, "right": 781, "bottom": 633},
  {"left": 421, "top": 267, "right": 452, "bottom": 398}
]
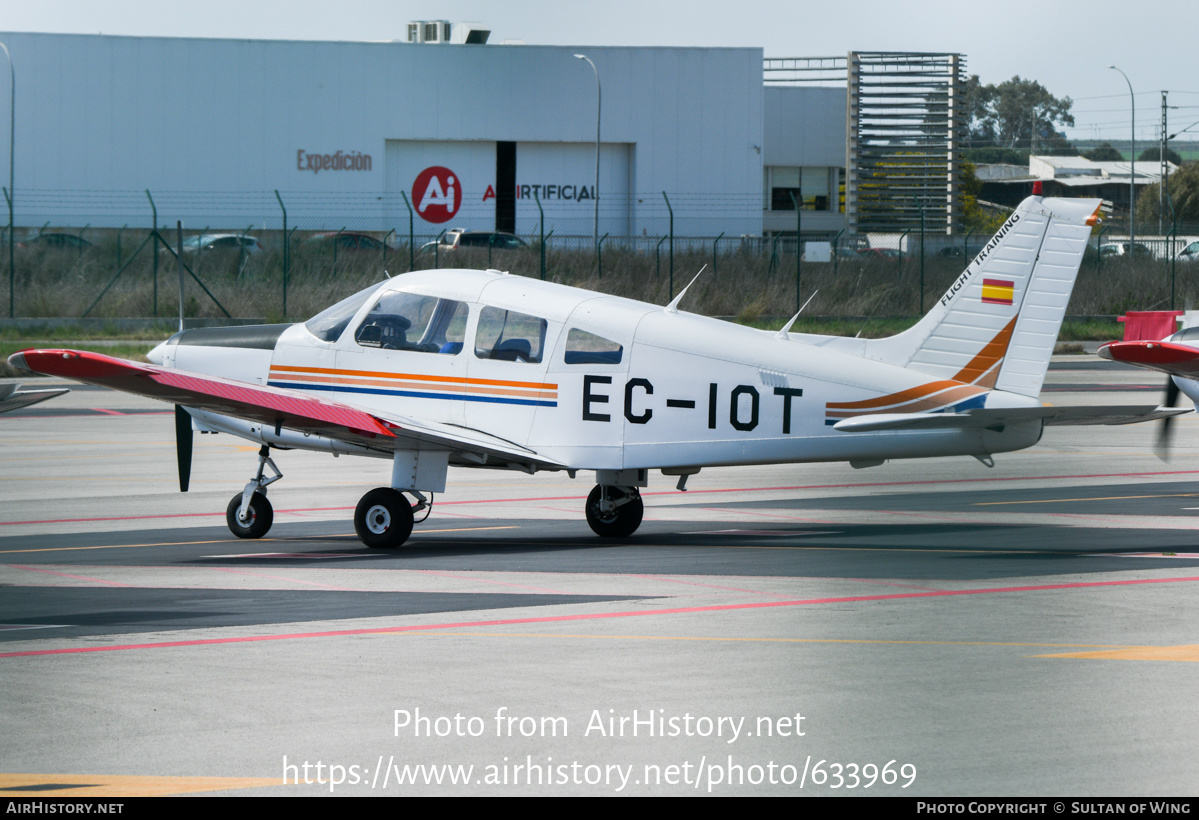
[{"left": 1032, "top": 180, "right": 1043, "bottom": 196}]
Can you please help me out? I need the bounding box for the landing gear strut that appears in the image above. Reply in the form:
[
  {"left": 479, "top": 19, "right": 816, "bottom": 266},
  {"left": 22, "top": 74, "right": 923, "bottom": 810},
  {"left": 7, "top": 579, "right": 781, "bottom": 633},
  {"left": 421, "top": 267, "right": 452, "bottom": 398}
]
[
  {"left": 226, "top": 445, "right": 280, "bottom": 539},
  {"left": 585, "top": 484, "right": 644, "bottom": 538}
]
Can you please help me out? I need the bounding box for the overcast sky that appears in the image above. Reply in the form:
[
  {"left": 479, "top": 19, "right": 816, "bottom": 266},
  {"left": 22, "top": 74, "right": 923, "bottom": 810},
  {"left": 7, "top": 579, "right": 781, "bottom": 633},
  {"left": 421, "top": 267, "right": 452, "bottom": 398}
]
[{"left": 1, "top": 0, "right": 1194, "bottom": 142}]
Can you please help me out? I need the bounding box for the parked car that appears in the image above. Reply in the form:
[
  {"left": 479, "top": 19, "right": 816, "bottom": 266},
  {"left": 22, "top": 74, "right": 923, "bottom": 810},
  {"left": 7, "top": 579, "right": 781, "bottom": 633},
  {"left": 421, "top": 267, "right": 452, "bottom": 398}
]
[
  {"left": 420, "top": 230, "right": 528, "bottom": 252},
  {"left": 170, "top": 233, "right": 263, "bottom": 255},
  {"left": 1098, "top": 241, "right": 1153, "bottom": 259},
  {"left": 1177, "top": 240, "right": 1199, "bottom": 262},
  {"left": 855, "top": 247, "right": 908, "bottom": 260},
  {"left": 305, "top": 231, "right": 391, "bottom": 251},
  {"left": 18, "top": 232, "right": 92, "bottom": 250}
]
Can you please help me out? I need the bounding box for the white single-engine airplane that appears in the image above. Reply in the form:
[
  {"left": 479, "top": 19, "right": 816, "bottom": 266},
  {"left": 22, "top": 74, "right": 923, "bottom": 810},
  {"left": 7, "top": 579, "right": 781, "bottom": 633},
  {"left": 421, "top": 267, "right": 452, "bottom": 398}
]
[{"left": 8, "top": 194, "right": 1184, "bottom": 548}]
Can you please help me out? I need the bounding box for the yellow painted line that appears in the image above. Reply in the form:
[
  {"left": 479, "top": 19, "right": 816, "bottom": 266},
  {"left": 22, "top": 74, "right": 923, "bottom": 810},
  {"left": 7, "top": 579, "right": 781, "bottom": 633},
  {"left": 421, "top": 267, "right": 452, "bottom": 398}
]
[
  {"left": 0, "top": 773, "right": 281, "bottom": 796},
  {"left": 1036, "top": 644, "right": 1199, "bottom": 662},
  {"left": 976, "top": 493, "right": 1199, "bottom": 506},
  {"left": 402, "top": 632, "right": 1138, "bottom": 649}
]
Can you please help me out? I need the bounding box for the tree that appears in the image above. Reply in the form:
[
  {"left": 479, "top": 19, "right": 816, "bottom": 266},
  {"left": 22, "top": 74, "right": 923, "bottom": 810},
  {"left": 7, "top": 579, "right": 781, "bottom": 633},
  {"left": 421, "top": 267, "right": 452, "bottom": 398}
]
[
  {"left": 1083, "top": 142, "right": 1124, "bottom": 162},
  {"left": 959, "top": 160, "right": 1009, "bottom": 233},
  {"left": 1135, "top": 162, "right": 1199, "bottom": 227},
  {"left": 962, "top": 75, "right": 1075, "bottom": 153},
  {"left": 1138, "top": 145, "right": 1183, "bottom": 166}
]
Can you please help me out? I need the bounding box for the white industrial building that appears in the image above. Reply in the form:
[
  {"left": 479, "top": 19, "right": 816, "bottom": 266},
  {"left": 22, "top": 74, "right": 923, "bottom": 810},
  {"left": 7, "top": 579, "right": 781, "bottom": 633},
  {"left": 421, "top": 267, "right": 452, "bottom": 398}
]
[{"left": 0, "top": 31, "right": 849, "bottom": 240}]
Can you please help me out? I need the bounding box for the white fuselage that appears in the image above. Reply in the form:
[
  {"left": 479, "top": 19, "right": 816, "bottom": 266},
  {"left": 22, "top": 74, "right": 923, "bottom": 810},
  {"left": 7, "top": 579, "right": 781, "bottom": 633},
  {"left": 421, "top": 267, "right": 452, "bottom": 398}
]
[{"left": 154, "top": 270, "right": 1043, "bottom": 472}]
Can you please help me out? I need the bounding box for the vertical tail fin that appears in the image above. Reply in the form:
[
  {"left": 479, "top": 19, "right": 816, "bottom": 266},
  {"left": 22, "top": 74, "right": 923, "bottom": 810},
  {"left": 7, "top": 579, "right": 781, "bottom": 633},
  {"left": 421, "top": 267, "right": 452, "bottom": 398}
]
[{"left": 861, "top": 195, "right": 1101, "bottom": 398}]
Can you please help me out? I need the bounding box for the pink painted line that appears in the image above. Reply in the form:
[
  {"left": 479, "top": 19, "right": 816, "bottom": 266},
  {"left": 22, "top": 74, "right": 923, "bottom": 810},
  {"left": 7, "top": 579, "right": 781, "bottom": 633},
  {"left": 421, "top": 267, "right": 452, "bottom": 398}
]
[
  {"left": 7, "top": 564, "right": 133, "bottom": 587},
  {"left": 209, "top": 567, "right": 358, "bottom": 591},
  {"left": 7, "top": 468, "right": 1199, "bottom": 528},
  {"left": 7, "top": 574, "right": 1199, "bottom": 659},
  {"left": 628, "top": 573, "right": 792, "bottom": 598},
  {"left": 409, "top": 569, "right": 571, "bottom": 595},
  {"left": 90, "top": 408, "right": 126, "bottom": 416}
]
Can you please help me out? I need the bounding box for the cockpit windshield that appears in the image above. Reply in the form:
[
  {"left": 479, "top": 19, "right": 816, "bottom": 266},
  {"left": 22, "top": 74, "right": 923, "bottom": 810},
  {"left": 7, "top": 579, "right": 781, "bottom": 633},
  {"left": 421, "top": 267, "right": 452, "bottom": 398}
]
[{"left": 303, "top": 283, "right": 382, "bottom": 343}]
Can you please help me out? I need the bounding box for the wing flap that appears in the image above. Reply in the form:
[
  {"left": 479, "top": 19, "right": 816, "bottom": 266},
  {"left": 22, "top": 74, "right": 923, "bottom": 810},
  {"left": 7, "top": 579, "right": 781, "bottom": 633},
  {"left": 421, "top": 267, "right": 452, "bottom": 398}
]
[
  {"left": 0, "top": 383, "right": 70, "bottom": 415},
  {"left": 833, "top": 405, "right": 1187, "bottom": 433},
  {"left": 1097, "top": 341, "right": 1199, "bottom": 377}
]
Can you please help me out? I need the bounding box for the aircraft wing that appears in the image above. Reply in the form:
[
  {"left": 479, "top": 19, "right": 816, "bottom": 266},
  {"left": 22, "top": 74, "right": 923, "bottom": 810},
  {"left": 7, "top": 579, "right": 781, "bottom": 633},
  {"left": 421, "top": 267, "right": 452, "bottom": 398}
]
[
  {"left": 7, "top": 349, "right": 564, "bottom": 467},
  {"left": 1097, "top": 341, "right": 1199, "bottom": 378},
  {"left": 0, "top": 383, "right": 70, "bottom": 415},
  {"left": 832, "top": 405, "right": 1188, "bottom": 433}
]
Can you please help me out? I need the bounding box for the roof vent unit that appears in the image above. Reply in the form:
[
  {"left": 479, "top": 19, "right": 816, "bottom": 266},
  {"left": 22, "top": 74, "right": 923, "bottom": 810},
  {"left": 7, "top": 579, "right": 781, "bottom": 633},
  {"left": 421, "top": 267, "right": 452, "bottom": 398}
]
[{"left": 407, "top": 21, "right": 452, "bottom": 43}]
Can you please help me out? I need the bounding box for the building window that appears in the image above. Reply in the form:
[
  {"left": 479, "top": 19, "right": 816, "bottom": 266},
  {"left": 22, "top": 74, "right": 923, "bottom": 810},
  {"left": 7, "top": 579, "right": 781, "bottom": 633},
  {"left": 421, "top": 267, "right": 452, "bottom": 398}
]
[{"left": 766, "top": 167, "right": 832, "bottom": 211}]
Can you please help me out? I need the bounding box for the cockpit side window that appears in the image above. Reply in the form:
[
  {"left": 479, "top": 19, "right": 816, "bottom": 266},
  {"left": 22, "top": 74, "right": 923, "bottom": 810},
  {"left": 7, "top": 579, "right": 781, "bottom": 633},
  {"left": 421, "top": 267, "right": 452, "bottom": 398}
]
[
  {"left": 474, "top": 306, "right": 547, "bottom": 363},
  {"left": 355, "top": 292, "right": 469, "bottom": 354},
  {"left": 564, "top": 328, "right": 623, "bottom": 365}
]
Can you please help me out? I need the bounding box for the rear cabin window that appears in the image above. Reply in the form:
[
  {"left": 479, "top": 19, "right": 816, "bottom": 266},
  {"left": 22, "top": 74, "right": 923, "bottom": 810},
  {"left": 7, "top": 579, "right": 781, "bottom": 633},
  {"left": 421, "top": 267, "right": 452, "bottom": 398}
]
[
  {"left": 474, "top": 306, "right": 547, "bottom": 364},
  {"left": 564, "top": 328, "right": 623, "bottom": 365},
  {"left": 355, "top": 292, "right": 468, "bottom": 354}
]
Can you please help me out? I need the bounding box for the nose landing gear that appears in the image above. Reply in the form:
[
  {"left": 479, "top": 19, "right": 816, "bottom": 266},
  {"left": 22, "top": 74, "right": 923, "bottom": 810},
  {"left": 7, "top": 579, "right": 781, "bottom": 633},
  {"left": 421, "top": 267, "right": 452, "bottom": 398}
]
[{"left": 226, "top": 446, "right": 281, "bottom": 539}]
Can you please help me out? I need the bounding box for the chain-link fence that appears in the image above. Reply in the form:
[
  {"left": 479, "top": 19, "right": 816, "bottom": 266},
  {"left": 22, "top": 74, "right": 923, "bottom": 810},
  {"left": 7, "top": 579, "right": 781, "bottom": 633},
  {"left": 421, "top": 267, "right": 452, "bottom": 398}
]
[{"left": 2, "top": 190, "right": 1198, "bottom": 323}]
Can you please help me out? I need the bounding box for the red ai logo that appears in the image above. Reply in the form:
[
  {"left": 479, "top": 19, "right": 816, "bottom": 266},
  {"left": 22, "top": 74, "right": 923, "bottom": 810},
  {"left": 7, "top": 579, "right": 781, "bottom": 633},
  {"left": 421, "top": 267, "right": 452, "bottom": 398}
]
[{"left": 412, "top": 166, "right": 461, "bottom": 224}]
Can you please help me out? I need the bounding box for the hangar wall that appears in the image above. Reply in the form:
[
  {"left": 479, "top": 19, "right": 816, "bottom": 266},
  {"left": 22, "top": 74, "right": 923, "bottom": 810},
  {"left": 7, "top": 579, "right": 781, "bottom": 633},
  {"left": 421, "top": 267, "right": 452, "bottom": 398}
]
[{"left": 0, "top": 32, "right": 765, "bottom": 238}]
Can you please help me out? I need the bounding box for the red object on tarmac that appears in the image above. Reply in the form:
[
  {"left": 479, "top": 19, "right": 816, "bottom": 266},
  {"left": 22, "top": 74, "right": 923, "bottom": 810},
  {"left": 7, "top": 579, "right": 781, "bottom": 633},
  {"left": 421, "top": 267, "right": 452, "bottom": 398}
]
[{"left": 1116, "top": 310, "right": 1183, "bottom": 342}]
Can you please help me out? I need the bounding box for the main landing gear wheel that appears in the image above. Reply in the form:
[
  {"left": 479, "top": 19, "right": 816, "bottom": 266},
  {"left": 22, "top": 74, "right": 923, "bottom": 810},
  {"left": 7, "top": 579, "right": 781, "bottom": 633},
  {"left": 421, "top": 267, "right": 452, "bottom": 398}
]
[
  {"left": 226, "top": 491, "right": 273, "bottom": 539},
  {"left": 585, "top": 484, "right": 644, "bottom": 538},
  {"left": 354, "top": 487, "right": 415, "bottom": 549}
]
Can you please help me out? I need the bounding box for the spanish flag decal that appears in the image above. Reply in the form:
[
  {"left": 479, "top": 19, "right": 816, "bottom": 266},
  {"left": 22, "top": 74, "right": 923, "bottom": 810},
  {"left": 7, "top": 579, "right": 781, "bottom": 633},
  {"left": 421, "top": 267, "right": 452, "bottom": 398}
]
[{"left": 980, "top": 278, "right": 1014, "bottom": 306}]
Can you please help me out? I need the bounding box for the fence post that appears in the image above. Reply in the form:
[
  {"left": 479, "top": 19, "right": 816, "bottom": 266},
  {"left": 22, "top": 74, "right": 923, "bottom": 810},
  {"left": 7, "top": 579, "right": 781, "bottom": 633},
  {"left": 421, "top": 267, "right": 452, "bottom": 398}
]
[
  {"left": 534, "top": 189, "right": 545, "bottom": 280},
  {"left": 831, "top": 228, "right": 844, "bottom": 276},
  {"left": 275, "top": 190, "right": 288, "bottom": 317},
  {"left": 790, "top": 191, "right": 802, "bottom": 315},
  {"left": 662, "top": 192, "right": 674, "bottom": 298},
  {"left": 598, "top": 232, "right": 609, "bottom": 279},
  {"left": 176, "top": 221, "right": 185, "bottom": 331},
  {"left": 400, "top": 191, "right": 414, "bottom": 271},
  {"left": 655, "top": 235, "right": 666, "bottom": 280},
  {"left": 146, "top": 190, "right": 158, "bottom": 317},
  {"left": 712, "top": 231, "right": 724, "bottom": 276},
  {"left": 1096, "top": 225, "right": 1109, "bottom": 274},
  {"left": 3, "top": 186, "right": 11, "bottom": 318},
  {"left": 433, "top": 228, "right": 446, "bottom": 269}
]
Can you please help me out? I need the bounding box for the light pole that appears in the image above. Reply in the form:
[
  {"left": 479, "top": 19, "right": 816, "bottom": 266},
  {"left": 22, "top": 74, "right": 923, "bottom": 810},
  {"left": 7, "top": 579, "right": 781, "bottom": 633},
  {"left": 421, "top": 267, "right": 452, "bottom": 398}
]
[
  {"left": 0, "top": 42, "right": 12, "bottom": 319},
  {"left": 1109, "top": 65, "right": 1135, "bottom": 250},
  {"left": 574, "top": 53, "right": 600, "bottom": 251}
]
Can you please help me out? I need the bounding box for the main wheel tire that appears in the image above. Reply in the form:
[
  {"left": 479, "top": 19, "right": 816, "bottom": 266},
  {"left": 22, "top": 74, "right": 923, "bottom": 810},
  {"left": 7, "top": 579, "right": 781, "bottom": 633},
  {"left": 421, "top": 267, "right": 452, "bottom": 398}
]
[
  {"left": 354, "top": 488, "right": 415, "bottom": 549},
  {"left": 585, "top": 485, "right": 644, "bottom": 538},
  {"left": 226, "top": 491, "right": 273, "bottom": 539}
]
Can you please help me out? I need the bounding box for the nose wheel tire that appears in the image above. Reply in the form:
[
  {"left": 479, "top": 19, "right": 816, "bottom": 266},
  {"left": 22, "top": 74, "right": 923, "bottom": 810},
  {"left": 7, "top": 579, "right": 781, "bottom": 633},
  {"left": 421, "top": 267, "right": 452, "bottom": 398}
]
[
  {"left": 226, "top": 491, "right": 273, "bottom": 539},
  {"left": 354, "top": 488, "right": 415, "bottom": 549},
  {"left": 585, "top": 485, "right": 644, "bottom": 538}
]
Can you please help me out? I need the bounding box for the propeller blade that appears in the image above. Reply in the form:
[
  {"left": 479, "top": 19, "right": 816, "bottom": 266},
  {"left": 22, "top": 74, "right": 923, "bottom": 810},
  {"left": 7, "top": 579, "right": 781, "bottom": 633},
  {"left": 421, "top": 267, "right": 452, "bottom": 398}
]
[
  {"left": 1155, "top": 377, "right": 1182, "bottom": 460},
  {"left": 175, "top": 404, "right": 193, "bottom": 492}
]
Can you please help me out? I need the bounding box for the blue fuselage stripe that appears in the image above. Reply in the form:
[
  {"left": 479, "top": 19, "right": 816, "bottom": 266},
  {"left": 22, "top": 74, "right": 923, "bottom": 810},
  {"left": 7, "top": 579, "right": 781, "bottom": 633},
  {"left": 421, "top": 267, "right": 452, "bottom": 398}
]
[{"left": 268, "top": 381, "right": 558, "bottom": 408}]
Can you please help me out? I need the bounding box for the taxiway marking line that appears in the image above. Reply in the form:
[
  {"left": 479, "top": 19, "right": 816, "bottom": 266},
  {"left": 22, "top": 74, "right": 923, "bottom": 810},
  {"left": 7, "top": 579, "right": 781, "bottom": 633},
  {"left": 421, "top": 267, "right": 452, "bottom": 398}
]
[
  {"left": 0, "top": 772, "right": 280, "bottom": 797},
  {"left": 1036, "top": 645, "right": 1199, "bottom": 662},
  {"left": 5, "top": 574, "right": 1199, "bottom": 659},
  {"left": 209, "top": 567, "right": 359, "bottom": 591},
  {"left": 0, "top": 526, "right": 518, "bottom": 554},
  {"left": 5, "top": 468, "right": 1199, "bottom": 528},
  {"left": 976, "top": 493, "right": 1199, "bottom": 506},
  {"left": 6, "top": 564, "right": 134, "bottom": 587},
  {"left": 418, "top": 633, "right": 1145, "bottom": 649}
]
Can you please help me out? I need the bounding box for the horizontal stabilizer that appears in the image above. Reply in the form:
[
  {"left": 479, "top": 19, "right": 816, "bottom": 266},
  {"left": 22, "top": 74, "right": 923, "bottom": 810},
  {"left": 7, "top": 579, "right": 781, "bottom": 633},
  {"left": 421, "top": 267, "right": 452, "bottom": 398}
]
[
  {"left": 832, "top": 405, "right": 1188, "bottom": 433},
  {"left": 0, "top": 383, "right": 70, "bottom": 415},
  {"left": 1097, "top": 341, "right": 1199, "bottom": 377}
]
